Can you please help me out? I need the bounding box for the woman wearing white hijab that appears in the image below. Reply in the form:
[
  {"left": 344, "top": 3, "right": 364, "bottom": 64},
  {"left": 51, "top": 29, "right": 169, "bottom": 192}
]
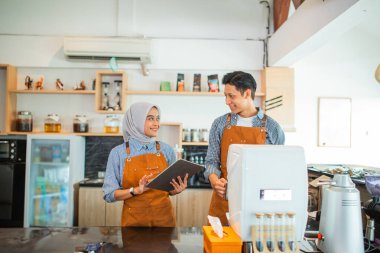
[{"left": 103, "top": 102, "right": 188, "bottom": 227}]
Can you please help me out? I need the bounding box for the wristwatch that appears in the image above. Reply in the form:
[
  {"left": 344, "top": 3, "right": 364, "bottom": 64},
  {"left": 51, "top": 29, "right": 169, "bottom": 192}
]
[{"left": 129, "top": 187, "right": 136, "bottom": 197}]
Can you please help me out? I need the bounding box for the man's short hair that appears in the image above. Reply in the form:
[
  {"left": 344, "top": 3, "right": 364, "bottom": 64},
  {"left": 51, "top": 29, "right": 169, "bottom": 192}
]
[{"left": 222, "top": 71, "right": 257, "bottom": 100}]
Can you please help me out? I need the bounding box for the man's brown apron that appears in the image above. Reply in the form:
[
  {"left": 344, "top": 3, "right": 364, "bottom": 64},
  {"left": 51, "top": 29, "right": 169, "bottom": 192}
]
[
  {"left": 121, "top": 141, "right": 175, "bottom": 227},
  {"left": 208, "top": 114, "right": 267, "bottom": 225}
]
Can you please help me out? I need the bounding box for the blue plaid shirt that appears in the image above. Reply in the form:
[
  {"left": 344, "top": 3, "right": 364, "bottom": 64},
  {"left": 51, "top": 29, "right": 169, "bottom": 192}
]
[
  {"left": 102, "top": 137, "right": 176, "bottom": 202},
  {"left": 204, "top": 108, "right": 285, "bottom": 179}
]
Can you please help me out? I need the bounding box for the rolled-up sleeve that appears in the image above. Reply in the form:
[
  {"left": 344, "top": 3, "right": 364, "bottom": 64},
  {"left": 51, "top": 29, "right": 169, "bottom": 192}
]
[
  {"left": 102, "top": 148, "right": 122, "bottom": 203},
  {"left": 204, "top": 118, "right": 223, "bottom": 180}
]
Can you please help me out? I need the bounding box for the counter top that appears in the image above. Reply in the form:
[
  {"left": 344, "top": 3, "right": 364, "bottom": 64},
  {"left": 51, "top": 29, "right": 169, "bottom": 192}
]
[
  {"left": 79, "top": 177, "right": 212, "bottom": 189},
  {"left": 308, "top": 163, "right": 380, "bottom": 185},
  {"left": 0, "top": 227, "right": 203, "bottom": 253}
]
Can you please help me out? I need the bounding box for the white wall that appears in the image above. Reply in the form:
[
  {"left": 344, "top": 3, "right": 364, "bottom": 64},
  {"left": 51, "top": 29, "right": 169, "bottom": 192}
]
[
  {"left": 1, "top": 0, "right": 379, "bottom": 168},
  {"left": 0, "top": 0, "right": 268, "bottom": 133},
  {"left": 286, "top": 25, "right": 380, "bottom": 168}
]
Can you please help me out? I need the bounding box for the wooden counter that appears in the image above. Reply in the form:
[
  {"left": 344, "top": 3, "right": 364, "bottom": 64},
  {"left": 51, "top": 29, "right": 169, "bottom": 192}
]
[{"left": 0, "top": 227, "right": 203, "bottom": 253}]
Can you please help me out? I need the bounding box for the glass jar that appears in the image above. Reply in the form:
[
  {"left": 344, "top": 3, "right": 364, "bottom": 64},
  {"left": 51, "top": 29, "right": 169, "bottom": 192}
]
[
  {"left": 104, "top": 115, "right": 120, "bottom": 133},
  {"left": 200, "top": 129, "right": 209, "bottom": 142},
  {"left": 16, "top": 111, "right": 33, "bottom": 132},
  {"left": 44, "top": 114, "right": 61, "bottom": 133},
  {"left": 191, "top": 129, "right": 200, "bottom": 142},
  {"left": 73, "top": 115, "right": 89, "bottom": 133},
  {"left": 182, "top": 128, "right": 191, "bottom": 142}
]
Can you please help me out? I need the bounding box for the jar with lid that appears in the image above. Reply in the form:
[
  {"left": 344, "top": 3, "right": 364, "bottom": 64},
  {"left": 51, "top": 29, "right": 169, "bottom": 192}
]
[
  {"left": 16, "top": 111, "right": 33, "bottom": 132},
  {"left": 182, "top": 128, "right": 191, "bottom": 142},
  {"left": 191, "top": 129, "right": 200, "bottom": 142},
  {"left": 73, "top": 115, "right": 89, "bottom": 133},
  {"left": 44, "top": 114, "right": 62, "bottom": 133},
  {"left": 200, "top": 129, "right": 209, "bottom": 142},
  {"left": 104, "top": 115, "right": 120, "bottom": 133}
]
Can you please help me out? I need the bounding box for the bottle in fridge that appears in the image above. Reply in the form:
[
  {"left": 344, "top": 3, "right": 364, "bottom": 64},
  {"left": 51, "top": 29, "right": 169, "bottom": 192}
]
[{"left": 24, "top": 134, "right": 85, "bottom": 227}]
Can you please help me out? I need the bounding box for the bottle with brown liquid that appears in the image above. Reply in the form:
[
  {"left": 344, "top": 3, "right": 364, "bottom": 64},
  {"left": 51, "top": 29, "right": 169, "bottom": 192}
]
[
  {"left": 44, "top": 114, "right": 62, "bottom": 133},
  {"left": 16, "top": 111, "right": 33, "bottom": 132},
  {"left": 73, "top": 115, "right": 89, "bottom": 133}
]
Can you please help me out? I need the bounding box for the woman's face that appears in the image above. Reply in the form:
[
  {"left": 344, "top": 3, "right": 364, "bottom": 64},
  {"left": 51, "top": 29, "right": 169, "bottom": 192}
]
[{"left": 144, "top": 107, "right": 160, "bottom": 137}]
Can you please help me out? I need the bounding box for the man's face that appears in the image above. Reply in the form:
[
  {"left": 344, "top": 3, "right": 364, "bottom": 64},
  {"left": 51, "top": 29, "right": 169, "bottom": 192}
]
[{"left": 224, "top": 84, "right": 252, "bottom": 115}]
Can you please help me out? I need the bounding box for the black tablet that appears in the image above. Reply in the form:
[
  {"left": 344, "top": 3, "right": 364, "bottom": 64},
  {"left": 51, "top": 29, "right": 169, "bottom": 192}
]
[{"left": 146, "top": 159, "right": 204, "bottom": 191}]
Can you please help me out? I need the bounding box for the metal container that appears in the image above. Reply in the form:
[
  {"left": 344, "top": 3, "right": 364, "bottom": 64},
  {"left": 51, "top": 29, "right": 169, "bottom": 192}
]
[{"left": 317, "top": 174, "right": 364, "bottom": 253}]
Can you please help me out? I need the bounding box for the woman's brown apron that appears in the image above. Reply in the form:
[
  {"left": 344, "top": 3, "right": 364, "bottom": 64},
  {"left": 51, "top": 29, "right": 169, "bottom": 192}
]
[
  {"left": 121, "top": 141, "right": 175, "bottom": 227},
  {"left": 208, "top": 114, "right": 267, "bottom": 225}
]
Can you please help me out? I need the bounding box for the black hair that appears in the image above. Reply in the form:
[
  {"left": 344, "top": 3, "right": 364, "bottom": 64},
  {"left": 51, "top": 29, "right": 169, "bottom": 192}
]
[{"left": 222, "top": 71, "right": 257, "bottom": 100}]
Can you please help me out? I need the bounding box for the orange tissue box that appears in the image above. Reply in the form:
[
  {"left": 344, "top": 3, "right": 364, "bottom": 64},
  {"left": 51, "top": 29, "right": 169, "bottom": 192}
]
[{"left": 203, "top": 226, "right": 242, "bottom": 253}]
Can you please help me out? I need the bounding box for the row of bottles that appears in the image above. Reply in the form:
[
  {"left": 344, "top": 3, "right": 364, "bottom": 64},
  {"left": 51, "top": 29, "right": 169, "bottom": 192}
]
[{"left": 253, "top": 212, "right": 298, "bottom": 252}]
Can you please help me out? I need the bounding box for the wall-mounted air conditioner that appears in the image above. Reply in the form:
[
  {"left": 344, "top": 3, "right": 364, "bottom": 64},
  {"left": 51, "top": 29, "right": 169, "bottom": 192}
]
[{"left": 63, "top": 37, "right": 151, "bottom": 63}]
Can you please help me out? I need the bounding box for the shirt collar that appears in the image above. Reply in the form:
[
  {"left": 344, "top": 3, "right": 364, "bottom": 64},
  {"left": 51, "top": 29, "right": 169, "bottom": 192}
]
[
  {"left": 231, "top": 107, "right": 264, "bottom": 120},
  {"left": 128, "top": 137, "right": 156, "bottom": 151}
]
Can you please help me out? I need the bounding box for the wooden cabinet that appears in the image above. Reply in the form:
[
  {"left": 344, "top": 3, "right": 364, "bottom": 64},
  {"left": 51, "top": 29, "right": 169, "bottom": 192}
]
[
  {"left": 95, "top": 71, "right": 127, "bottom": 114},
  {"left": 78, "top": 187, "right": 105, "bottom": 226},
  {"left": 79, "top": 187, "right": 178, "bottom": 227},
  {"left": 176, "top": 188, "right": 213, "bottom": 227},
  {"left": 0, "top": 64, "right": 16, "bottom": 134},
  {"left": 261, "top": 67, "right": 294, "bottom": 130}
]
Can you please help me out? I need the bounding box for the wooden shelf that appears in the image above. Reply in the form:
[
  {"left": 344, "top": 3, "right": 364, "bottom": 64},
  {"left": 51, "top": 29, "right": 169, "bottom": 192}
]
[
  {"left": 182, "top": 142, "right": 208, "bottom": 146},
  {"left": 95, "top": 110, "right": 125, "bottom": 114},
  {"left": 126, "top": 90, "right": 265, "bottom": 97},
  {"left": 8, "top": 89, "right": 95, "bottom": 94},
  {"left": 8, "top": 131, "right": 122, "bottom": 136}
]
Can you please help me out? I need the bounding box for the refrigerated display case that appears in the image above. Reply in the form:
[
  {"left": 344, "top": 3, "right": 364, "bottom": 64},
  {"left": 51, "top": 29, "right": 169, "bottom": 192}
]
[{"left": 24, "top": 135, "right": 85, "bottom": 227}]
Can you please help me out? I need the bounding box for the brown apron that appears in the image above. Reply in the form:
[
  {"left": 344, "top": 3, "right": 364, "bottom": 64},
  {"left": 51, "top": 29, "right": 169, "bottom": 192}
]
[
  {"left": 121, "top": 141, "right": 175, "bottom": 227},
  {"left": 208, "top": 114, "right": 267, "bottom": 225}
]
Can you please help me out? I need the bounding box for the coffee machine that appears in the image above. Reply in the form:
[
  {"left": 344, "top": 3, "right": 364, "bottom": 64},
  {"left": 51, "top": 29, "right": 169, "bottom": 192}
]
[
  {"left": 363, "top": 175, "right": 380, "bottom": 244},
  {"left": 317, "top": 174, "right": 364, "bottom": 253}
]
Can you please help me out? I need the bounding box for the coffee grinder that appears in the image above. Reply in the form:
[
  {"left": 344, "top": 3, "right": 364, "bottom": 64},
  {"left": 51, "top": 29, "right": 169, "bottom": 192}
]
[{"left": 363, "top": 175, "right": 380, "bottom": 244}]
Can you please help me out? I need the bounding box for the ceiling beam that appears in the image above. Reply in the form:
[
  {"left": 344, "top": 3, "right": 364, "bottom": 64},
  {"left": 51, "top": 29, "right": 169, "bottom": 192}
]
[
  {"left": 273, "top": 0, "right": 291, "bottom": 32},
  {"left": 268, "top": 0, "right": 373, "bottom": 67}
]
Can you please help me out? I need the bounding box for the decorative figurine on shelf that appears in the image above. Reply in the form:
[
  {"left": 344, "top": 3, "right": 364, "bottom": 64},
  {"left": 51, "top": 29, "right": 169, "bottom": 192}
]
[
  {"left": 35, "top": 76, "right": 44, "bottom": 90},
  {"left": 113, "top": 92, "right": 121, "bottom": 111},
  {"left": 102, "top": 92, "right": 109, "bottom": 110},
  {"left": 107, "top": 80, "right": 122, "bottom": 111},
  {"left": 73, "top": 80, "right": 86, "bottom": 90},
  {"left": 56, "top": 78, "right": 64, "bottom": 90},
  {"left": 25, "top": 76, "right": 33, "bottom": 90},
  {"left": 102, "top": 82, "right": 110, "bottom": 110}
]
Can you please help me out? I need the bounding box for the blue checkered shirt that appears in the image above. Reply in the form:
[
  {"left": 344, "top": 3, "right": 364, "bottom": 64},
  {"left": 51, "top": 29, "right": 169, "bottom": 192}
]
[{"left": 204, "top": 108, "right": 285, "bottom": 180}]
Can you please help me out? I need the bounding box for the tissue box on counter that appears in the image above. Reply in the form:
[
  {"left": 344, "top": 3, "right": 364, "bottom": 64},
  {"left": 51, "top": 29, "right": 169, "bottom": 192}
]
[{"left": 203, "top": 226, "right": 242, "bottom": 253}]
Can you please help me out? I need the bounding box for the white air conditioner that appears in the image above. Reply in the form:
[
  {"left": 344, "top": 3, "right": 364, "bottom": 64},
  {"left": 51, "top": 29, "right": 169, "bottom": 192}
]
[{"left": 63, "top": 37, "right": 151, "bottom": 63}]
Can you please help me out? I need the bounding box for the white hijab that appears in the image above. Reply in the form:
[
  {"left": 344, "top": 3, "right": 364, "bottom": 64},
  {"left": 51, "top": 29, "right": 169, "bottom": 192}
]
[{"left": 122, "top": 102, "right": 160, "bottom": 143}]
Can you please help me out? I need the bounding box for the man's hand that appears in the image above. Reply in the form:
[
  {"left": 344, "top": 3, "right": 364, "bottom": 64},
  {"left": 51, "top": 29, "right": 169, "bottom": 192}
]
[{"left": 209, "top": 174, "right": 227, "bottom": 199}]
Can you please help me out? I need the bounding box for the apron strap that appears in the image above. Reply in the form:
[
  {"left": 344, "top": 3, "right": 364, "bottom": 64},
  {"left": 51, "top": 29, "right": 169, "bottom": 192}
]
[
  {"left": 155, "top": 141, "right": 161, "bottom": 156},
  {"left": 226, "top": 113, "right": 232, "bottom": 129},
  {"left": 261, "top": 114, "right": 267, "bottom": 133},
  {"left": 125, "top": 141, "right": 132, "bottom": 161}
]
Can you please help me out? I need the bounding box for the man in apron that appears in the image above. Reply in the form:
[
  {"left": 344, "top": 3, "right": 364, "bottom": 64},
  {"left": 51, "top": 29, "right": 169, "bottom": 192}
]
[
  {"left": 204, "top": 71, "right": 285, "bottom": 225},
  {"left": 103, "top": 102, "right": 188, "bottom": 227}
]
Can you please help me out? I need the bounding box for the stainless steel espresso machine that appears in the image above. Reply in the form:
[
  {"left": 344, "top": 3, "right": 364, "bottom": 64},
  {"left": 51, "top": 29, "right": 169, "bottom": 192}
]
[{"left": 317, "top": 174, "right": 364, "bottom": 253}]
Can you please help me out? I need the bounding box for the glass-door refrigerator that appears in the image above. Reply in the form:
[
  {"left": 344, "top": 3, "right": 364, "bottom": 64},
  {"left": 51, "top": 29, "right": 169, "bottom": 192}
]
[{"left": 24, "top": 135, "right": 85, "bottom": 227}]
